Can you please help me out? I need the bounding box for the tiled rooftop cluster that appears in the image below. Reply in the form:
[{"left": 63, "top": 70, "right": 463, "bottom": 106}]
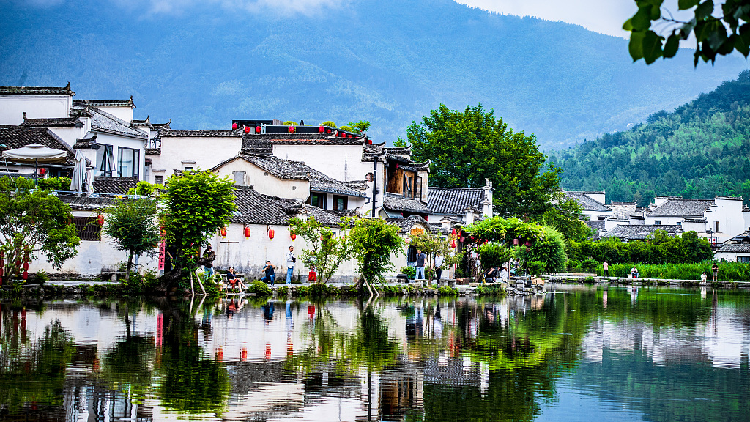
[
  {"left": 563, "top": 191, "right": 609, "bottom": 211},
  {"left": 0, "top": 126, "right": 76, "bottom": 164},
  {"left": 428, "top": 187, "right": 485, "bottom": 215},
  {"left": 647, "top": 198, "right": 715, "bottom": 217}
]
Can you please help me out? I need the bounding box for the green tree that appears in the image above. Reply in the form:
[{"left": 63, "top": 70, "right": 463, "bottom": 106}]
[
  {"left": 624, "top": 0, "right": 750, "bottom": 65},
  {"left": 409, "top": 230, "right": 463, "bottom": 281},
  {"left": 347, "top": 120, "right": 371, "bottom": 134},
  {"left": 347, "top": 218, "right": 403, "bottom": 294},
  {"left": 320, "top": 121, "right": 337, "bottom": 127},
  {"left": 516, "top": 226, "right": 568, "bottom": 273},
  {"left": 476, "top": 242, "right": 514, "bottom": 271},
  {"left": 289, "top": 216, "right": 350, "bottom": 283},
  {"left": 103, "top": 198, "right": 160, "bottom": 279},
  {"left": 408, "top": 104, "right": 560, "bottom": 218},
  {"left": 540, "top": 193, "right": 592, "bottom": 242},
  {"left": 159, "top": 171, "right": 235, "bottom": 286},
  {"left": 0, "top": 177, "right": 79, "bottom": 284},
  {"left": 127, "top": 180, "right": 164, "bottom": 197}
]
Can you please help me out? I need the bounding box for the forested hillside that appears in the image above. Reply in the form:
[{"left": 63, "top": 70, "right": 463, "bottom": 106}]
[
  {"left": 550, "top": 71, "right": 750, "bottom": 206},
  {"left": 0, "top": 0, "right": 746, "bottom": 148}
]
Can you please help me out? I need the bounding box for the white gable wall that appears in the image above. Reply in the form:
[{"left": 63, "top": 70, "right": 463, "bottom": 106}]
[
  {"left": 151, "top": 135, "right": 242, "bottom": 181},
  {"left": 707, "top": 197, "right": 746, "bottom": 242},
  {"left": 96, "top": 106, "right": 133, "bottom": 124},
  {"left": 0, "top": 95, "right": 72, "bottom": 125},
  {"left": 213, "top": 159, "right": 310, "bottom": 201}
]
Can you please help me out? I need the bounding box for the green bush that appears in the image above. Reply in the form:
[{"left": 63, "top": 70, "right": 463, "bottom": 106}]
[
  {"left": 526, "top": 261, "right": 546, "bottom": 276},
  {"left": 477, "top": 242, "right": 513, "bottom": 271},
  {"left": 277, "top": 286, "right": 289, "bottom": 296},
  {"left": 581, "top": 258, "right": 598, "bottom": 273},
  {"left": 437, "top": 286, "right": 458, "bottom": 296},
  {"left": 475, "top": 284, "right": 505, "bottom": 296},
  {"left": 517, "top": 226, "right": 567, "bottom": 273},
  {"left": 247, "top": 280, "right": 272, "bottom": 296},
  {"left": 400, "top": 266, "right": 416, "bottom": 279},
  {"left": 601, "top": 261, "right": 750, "bottom": 281},
  {"left": 38, "top": 176, "right": 72, "bottom": 191},
  {"left": 568, "top": 231, "right": 713, "bottom": 264}
]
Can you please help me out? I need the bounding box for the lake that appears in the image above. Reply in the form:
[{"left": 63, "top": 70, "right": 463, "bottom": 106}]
[{"left": 1, "top": 285, "right": 749, "bottom": 421}]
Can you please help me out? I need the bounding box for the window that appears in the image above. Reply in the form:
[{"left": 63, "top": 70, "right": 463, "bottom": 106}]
[
  {"left": 184, "top": 166, "right": 193, "bottom": 172},
  {"left": 154, "top": 175, "right": 164, "bottom": 185},
  {"left": 309, "top": 193, "right": 327, "bottom": 209},
  {"left": 415, "top": 176, "right": 422, "bottom": 199},
  {"left": 96, "top": 144, "right": 115, "bottom": 177},
  {"left": 333, "top": 195, "right": 348, "bottom": 212},
  {"left": 715, "top": 221, "right": 720, "bottom": 232},
  {"left": 403, "top": 175, "right": 413, "bottom": 198},
  {"left": 655, "top": 220, "right": 661, "bottom": 225},
  {"left": 73, "top": 217, "right": 101, "bottom": 241},
  {"left": 117, "top": 147, "right": 140, "bottom": 178},
  {"left": 739, "top": 256, "right": 750, "bottom": 263},
  {"left": 233, "top": 171, "right": 246, "bottom": 186}
]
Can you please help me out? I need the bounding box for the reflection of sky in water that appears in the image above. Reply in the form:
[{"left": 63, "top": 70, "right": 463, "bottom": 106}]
[{"left": 2, "top": 287, "right": 749, "bottom": 421}]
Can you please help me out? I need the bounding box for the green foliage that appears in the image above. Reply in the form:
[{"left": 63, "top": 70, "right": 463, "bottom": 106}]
[
  {"left": 408, "top": 103, "right": 560, "bottom": 218},
  {"left": 437, "top": 286, "right": 458, "bottom": 296},
  {"left": 347, "top": 218, "right": 403, "bottom": 287},
  {"left": 277, "top": 286, "right": 289, "bottom": 296},
  {"left": 308, "top": 282, "right": 340, "bottom": 297},
  {"left": 476, "top": 242, "right": 513, "bottom": 271},
  {"left": 283, "top": 121, "right": 298, "bottom": 126},
  {"left": 289, "top": 216, "right": 350, "bottom": 283},
  {"left": 408, "top": 230, "right": 462, "bottom": 269},
  {"left": 475, "top": 283, "right": 506, "bottom": 296},
  {"left": 400, "top": 266, "right": 416, "bottom": 279},
  {"left": 465, "top": 216, "right": 545, "bottom": 244},
  {"left": 159, "top": 171, "right": 235, "bottom": 280},
  {"left": 339, "top": 125, "right": 353, "bottom": 132},
  {"left": 347, "top": 120, "right": 371, "bottom": 134},
  {"left": 0, "top": 177, "right": 79, "bottom": 282},
  {"left": 393, "top": 137, "right": 409, "bottom": 148},
  {"left": 120, "top": 270, "right": 160, "bottom": 294},
  {"left": 516, "top": 226, "right": 568, "bottom": 273},
  {"left": 37, "top": 177, "right": 71, "bottom": 191},
  {"left": 552, "top": 71, "right": 750, "bottom": 206},
  {"left": 540, "top": 193, "right": 592, "bottom": 242},
  {"left": 320, "top": 121, "right": 337, "bottom": 128},
  {"left": 624, "top": 0, "right": 750, "bottom": 65},
  {"left": 568, "top": 231, "right": 713, "bottom": 264},
  {"left": 602, "top": 261, "right": 750, "bottom": 281},
  {"left": 247, "top": 280, "right": 272, "bottom": 296},
  {"left": 127, "top": 181, "right": 163, "bottom": 197},
  {"left": 104, "top": 198, "right": 159, "bottom": 279}
]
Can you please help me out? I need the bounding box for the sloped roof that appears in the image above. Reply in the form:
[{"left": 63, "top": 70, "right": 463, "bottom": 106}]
[
  {"left": 86, "top": 107, "right": 147, "bottom": 139},
  {"left": 563, "top": 191, "right": 610, "bottom": 212},
  {"left": 428, "top": 187, "right": 485, "bottom": 215},
  {"left": 0, "top": 83, "right": 74, "bottom": 96},
  {"left": 601, "top": 224, "right": 683, "bottom": 241},
  {"left": 717, "top": 230, "right": 750, "bottom": 253},
  {"left": 212, "top": 155, "right": 366, "bottom": 198},
  {"left": 231, "top": 186, "right": 301, "bottom": 225},
  {"left": 22, "top": 117, "right": 82, "bottom": 128},
  {"left": 74, "top": 98, "right": 134, "bottom": 108},
  {"left": 92, "top": 177, "right": 139, "bottom": 194},
  {"left": 648, "top": 198, "right": 714, "bottom": 217},
  {"left": 383, "top": 193, "right": 430, "bottom": 213},
  {"left": 161, "top": 129, "right": 237, "bottom": 137},
  {"left": 0, "top": 126, "right": 75, "bottom": 164},
  {"left": 386, "top": 215, "right": 432, "bottom": 233},
  {"left": 57, "top": 194, "right": 118, "bottom": 210}
]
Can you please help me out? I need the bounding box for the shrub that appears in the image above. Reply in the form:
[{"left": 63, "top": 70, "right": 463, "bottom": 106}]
[
  {"left": 602, "top": 261, "right": 750, "bottom": 281},
  {"left": 247, "top": 280, "right": 272, "bottom": 296},
  {"left": 277, "top": 286, "right": 289, "bottom": 296},
  {"left": 475, "top": 284, "right": 505, "bottom": 296},
  {"left": 437, "top": 286, "right": 458, "bottom": 296},
  {"left": 401, "top": 266, "right": 416, "bottom": 279},
  {"left": 581, "top": 258, "right": 598, "bottom": 273},
  {"left": 526, "top": 261, "right": 546, "bottom": 276}
]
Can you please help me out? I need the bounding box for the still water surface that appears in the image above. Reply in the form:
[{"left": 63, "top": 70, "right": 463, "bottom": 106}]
[{"left": 1, "top": 285, "right": 749, "bottom": 421}]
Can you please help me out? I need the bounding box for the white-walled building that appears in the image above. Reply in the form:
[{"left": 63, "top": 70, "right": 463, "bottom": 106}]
[
  {"left": 644, "top": 196, "right": 748, "bottom": 244},
  {"left": 715, "top": 230, "right": 750, "bottom": 263}
]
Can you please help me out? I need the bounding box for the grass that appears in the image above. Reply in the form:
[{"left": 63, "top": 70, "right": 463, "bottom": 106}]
[{"left": 597, "top": 261, "right": 750, "bottom": 281}]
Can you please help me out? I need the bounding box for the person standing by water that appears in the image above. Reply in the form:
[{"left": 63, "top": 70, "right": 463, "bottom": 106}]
[
  {"left": 286, "top": 246, "right": 296, "bottom": 284},
  {"left": 202, "top": 245, "right": 215, "bottom": 279},
  {"left": 415, "top": 249, "right": 427, "bottom": 280},
  {"left": 712, "top": 262, "right": 719, "bottom": 282},
  {"left": 434, "top": 254, "right": 444, "bottom": 283},
  {"left": 603, "top": 261, "right": 609, "bottom": 277},
  {"left": 262, "top": 260, "right": 276, "bottom": 286}
]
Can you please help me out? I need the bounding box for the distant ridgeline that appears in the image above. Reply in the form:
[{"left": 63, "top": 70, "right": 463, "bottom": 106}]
[{"left": 550, "top": 71, "right": 750, "bottom": 206}]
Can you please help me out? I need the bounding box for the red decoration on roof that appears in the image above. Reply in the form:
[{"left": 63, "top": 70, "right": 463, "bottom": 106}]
[
  {"left": 256, "top": 126, "right": 261, "bottom": 134},
  {"left": 232, "top": 122, "right": 238, "bottom": 130},
  {"left": 244, "top": 126, "right": 250, "bottom": 134}
]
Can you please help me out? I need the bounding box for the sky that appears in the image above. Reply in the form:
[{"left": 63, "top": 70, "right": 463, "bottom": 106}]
[{"left": 456, "top": 0, "right": 638, "bottom": 38}]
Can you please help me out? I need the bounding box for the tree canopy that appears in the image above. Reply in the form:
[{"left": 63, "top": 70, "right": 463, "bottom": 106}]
[
  {"left": 289, "top": 216, "right": 351, "bottom": 284},
  {"left": 347, "top": 218, "right": 403, "bottom": 293},
  {"left": 625, "top": 0, "right": 750, "bottom": 65},
  {"left": 104, "top": 198, "right": 160, "bottom": 279},
  {"left": 0, "top": 177, "right": 79, "bottom": 283},
  {"left": 407, "top": 104, "right": 560, "bottom": 218},
  {"left": 159, "top": 171, "right": 235, "bottom": 282}
]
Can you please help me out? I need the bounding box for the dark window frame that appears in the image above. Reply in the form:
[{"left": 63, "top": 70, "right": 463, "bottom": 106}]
[
  {"left": 73, "top": 216, "right": 102, "bottom": 241},
  {"left": 333, "top": 195, "right": 348, "bottom": 212}
]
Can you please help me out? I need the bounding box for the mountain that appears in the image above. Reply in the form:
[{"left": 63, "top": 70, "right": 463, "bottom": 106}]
[
  {"left": 550, "top": 70, "right": 750, "bottom": 206},
  {"left": 0, "top": 0, "right": 747, "bottom": 149}
]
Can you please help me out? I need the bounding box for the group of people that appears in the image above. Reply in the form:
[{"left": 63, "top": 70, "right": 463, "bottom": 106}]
[
  {"left": 413, "top": 249, "right": 445, "bottom": 282},
  {"left": 484, "top": 266, "right": 509, "bottom": 283},
  {"left": 201, "top": 245, "right": 318, "bottom": 293}
]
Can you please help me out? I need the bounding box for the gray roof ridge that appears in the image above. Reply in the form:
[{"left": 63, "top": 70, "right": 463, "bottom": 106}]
[{"left": 88, "top": 106, "right": 147, "bottom": 139}]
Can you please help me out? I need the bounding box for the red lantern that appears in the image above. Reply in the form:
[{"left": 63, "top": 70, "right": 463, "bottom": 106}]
[
  {"left": 326, "top": 129, "right": 332, "bottom": 134},
  {"left": 451, "top": 228, "right": 457, "bottom": 235},
  {"left": 256, "top": 126, "right": 261, "bottom": 134},
  {"left": 291, "top": 233, "right": 297, "bottom": 241},
  {"left": 289, "top": 126, "right": 295, "bottom": 133},
  {"left": 268, "top": 229, "right": 275, "bottom": 239},
  {"left": 451, "top": 239, "right": 457, "bottom": 248},
  {"left": 318, "top": 126, "right": 324, "bottom": 133},
  {"left": 244, "top": 126, "right": 250, "bottom": 134},
  {"left": 220, "top": 227, "right": 227, "bottom": 238},
  {"left": 22, "top": 262, "right": 29, "bottom": 271},
  {"left": 39, "top": 168, "right": 47, "bottom": 176},
  {"left": 232, "top": 122, "right": 238, "bottom": 130},
  {"left": 244, "top": 226, "right": 251, "bottom": 238},
  {"left": 97, "top": 214, "right": 104, "bottom": 226},
  {"left": 0, "top": 268, "right": 3, "bottom": 277},
  {"left": 367, "top": 138, "right": 373, "bottom": 145},
  {"left": 22, "top": 270, "right": 28, "bottom": 280}
]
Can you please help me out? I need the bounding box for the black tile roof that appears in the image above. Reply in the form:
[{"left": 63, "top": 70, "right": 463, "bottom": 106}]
[
  {"left": 22, "top": 117, "right": 83, "bottom": 128},
  {"left": 242, "top": 132, "right": 365, "bottom": 146},
  {"left": 57, "top": 193, "right": 118, "bottom": 210},
  {"left": 385, "top": 215, "right": 432, "bottom": 233},
  {"left": 427, "top": 187, "right": 485, "bottom": 215},
  {"left": 0, "top": 83, "right": 74, "bottom": 96},
  {"left": 92, "top": 177, "right": 139, "bottom": 194},
  {"left": 0, "top": 126, "right": 75, "bottom": 164},
  {"left": 73, "top": 97, "right": 134, "bottom": 108},
  {"left": 213, "top": 155, "right": 366, "bottom": 198},
  {"left": 602, "top": 224, "right": 683, "bottom": 241},
  {"left": 717, "top": 230, "right": 750, "bottom": 253},
  {"left": 161, "top": 129, "right": 238, "bottom": 137},
  {"left": 648, "top": 198, "right": 714, "bottom": 217},
  {"left": 383, "top": 193, "right": 430, "bottom": 213},
  {"left": 563, "top": 191, "right": 610, "bottom": 212},
  {"left": 86, "top": 107, "right": 147, "bottom": 139}
]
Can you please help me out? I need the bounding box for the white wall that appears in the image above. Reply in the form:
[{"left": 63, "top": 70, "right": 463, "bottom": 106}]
[
  {"left": 96, "top": 106, "right": 133, "bottom": 124},
  {"left": 273, "top": 144, "right": 369, "bottom": 182},
  {"left": 708, "top": 198, "right": 746, "bottom": 242},
  {"left": 152, "top": 134, "right": 242, "bottom": 179},
  {"left": 48, "top": 126, "right": 86, "bottom": 149},
  {"left": 0, "top": 95, "right": 72, "bottom": 125},
  {"left": 213, "top": 159, "right": 310, "bottom": 201}
]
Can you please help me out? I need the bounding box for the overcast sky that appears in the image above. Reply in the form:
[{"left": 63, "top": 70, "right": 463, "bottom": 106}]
[{"left": 456, "top": 0, "right": 638, "bottom": 38}]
